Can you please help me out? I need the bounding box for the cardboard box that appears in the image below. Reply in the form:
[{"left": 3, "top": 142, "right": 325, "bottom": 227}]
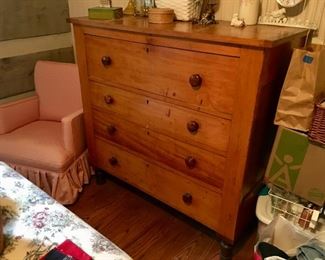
[{"left": 265, "top": 126, "right": 325, "bottom": 206}]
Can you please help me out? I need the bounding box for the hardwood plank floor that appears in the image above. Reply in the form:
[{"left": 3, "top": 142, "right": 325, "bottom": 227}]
[{"left": 67, "top": 175, "right": 257, "bottom": 259}]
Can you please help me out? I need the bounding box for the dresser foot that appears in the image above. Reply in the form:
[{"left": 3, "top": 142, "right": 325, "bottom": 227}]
[
  {"left": 220, "top": 240, "right": 233, "bottom": 260},
  {"left": 95, "top": 169, "right": 107, "bottom": 185}
]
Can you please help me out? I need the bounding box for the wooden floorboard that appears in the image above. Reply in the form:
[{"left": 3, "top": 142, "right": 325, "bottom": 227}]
[{"left": 67, "top": 175, "right": 256, "bottom": 260}]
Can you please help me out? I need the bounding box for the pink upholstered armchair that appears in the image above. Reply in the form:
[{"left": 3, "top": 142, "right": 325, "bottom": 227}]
[{"left": 0, "top": 61, "right": 91, "bottom": 204}]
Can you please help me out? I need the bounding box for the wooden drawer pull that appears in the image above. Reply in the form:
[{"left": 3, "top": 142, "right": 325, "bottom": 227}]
[
  {"left": 189, "top": 74, "right": 202, "bottom": 90},
  {"left": 109, "top": 157, "right": 118, "bottom": 166},
  {"left": 182, "top": 193, "right": 193, "bottom": 205},
  {"left": 101, "top": 56, "right": 112, "bottom": 67},
  {"left": 185, "top": 156, "right": 196, "bottom": 169},
  {"left": 187, "top": 120, "right": 199, "bottom": 134},
  {"left": 104, "top": 95, "right": 114, "bottom": 104},
  {"left": 107, "top": 124, "right": 117, "bottom": 135}
]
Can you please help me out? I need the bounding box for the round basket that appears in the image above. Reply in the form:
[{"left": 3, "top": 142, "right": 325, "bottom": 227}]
[
  {"left": 308, "top": 98, "right": 325, "bottom": 145},
  {"left": 148, "top": 8, "right": 175, "bottom": 24}
]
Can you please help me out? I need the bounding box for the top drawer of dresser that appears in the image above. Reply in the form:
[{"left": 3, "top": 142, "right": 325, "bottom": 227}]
[{"left": 85, "top": 35, "right": 239, "bottom": 116}]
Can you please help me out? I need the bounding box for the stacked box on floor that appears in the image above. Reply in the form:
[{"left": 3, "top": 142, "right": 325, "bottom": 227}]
[{"left": 265, "top": 126, "right": 325, "bottom": 206}]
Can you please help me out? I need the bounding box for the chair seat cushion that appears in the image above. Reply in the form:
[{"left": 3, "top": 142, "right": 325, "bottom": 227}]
[{"left": 0, "top": 121, "right": 74, "bottom": 172}]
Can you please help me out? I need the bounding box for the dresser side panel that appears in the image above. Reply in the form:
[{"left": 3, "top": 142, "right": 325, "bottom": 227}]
[
  {"left": 219, "top": 48, "right": 265, "bottom": 242},
  {"left": 73, "top": 25, "right": 97, "bottom": 165},
  {"left": 234, "top": 35, "right": 307, "bottom": 239}
]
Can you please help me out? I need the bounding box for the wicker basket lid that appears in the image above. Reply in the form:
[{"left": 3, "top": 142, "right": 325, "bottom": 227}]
[{"left": 148, "top": 8, "right": 174, "bottom": 15}]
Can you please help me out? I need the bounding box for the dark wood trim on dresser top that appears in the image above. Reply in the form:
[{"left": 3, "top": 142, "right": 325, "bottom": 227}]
[{"left": 71, "top": 16, "right": 307, "bottom": 258}]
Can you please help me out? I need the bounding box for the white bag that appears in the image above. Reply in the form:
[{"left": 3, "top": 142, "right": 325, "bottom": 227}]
[{"left": 256, "top": 216, "right": 325, "bottom": 256}]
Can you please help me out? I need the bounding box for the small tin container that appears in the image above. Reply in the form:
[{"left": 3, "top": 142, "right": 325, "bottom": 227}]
[{"left": 148, "top": 8, "right": 175, "bottom": 24}]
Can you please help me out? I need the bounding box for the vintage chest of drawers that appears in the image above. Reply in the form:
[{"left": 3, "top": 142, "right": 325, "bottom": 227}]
[{"left": 70, "top": 16, "right": 307, "bottom": 254}]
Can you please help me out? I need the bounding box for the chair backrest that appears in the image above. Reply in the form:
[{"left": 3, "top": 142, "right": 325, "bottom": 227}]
[{"left": 34, "top": 60, "right": 82, "bottom": 121}]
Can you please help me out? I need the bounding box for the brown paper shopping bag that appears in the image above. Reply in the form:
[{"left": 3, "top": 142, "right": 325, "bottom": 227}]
[{"left": 275, "top": 45, "right": 325, "bottom": 131}]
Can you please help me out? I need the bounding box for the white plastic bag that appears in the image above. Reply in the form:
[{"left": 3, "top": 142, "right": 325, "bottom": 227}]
[{"left": 256, "top": 216, "right": 325, "bottom": 256}]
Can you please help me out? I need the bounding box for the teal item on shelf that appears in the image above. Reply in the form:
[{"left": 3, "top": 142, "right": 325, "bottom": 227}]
[{"left": 259, "top": 186, "right": 269, "bottom": 196}]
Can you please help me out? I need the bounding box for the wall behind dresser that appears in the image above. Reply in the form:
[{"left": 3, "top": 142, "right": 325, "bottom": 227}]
[
  {"left": 68, "top": 0, "right": 127, "bottom": 16},
  {"left": 0, "top": 0, "right": 75, "bottom": 100}
]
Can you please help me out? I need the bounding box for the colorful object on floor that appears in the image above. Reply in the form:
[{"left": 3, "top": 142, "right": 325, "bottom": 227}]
[
  {"left": 254, "top": 242, "right": 289, "bottom": 260},
  {"left": 0, "top": 162, "right": 131, "bottom": 260},
  {"left": 296, "top": 243, "right": 325, "bottom": 259},
  {"left": 88, "top": 7, "right": 123, "bottom": 20},
  {"left": 265, "top": 126, "right": 325, "bottom": 206},
  {"left": 41, "top": 240, "right": 92, "bottom": 260},
  {"left": 254, "top": 241, "right": 325, "bottom": 260}
]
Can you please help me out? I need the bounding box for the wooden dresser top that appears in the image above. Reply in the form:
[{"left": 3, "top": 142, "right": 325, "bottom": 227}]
[{"left": 69, "top": 16, "right": 308, "bottom": 48}]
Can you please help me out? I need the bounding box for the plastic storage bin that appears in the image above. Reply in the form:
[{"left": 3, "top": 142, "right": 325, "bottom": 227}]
[
  {"left": 256, "top": 187, "right": 324, "bottom": 233},
  {"left": 255, "top": 187, "right": 325, "bottom": 256}
]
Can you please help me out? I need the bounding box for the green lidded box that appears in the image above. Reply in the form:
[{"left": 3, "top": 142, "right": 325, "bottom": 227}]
[
  {"left": 88, "top": 7, "right": 123, "bottom": 20},
  {"left": 265, "top": 126, "right": 325, "bottom": 206}
]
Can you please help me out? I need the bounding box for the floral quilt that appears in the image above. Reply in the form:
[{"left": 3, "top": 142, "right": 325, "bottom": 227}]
[{"left": 0, "top": 162, "right": 131, "bottom": 260}]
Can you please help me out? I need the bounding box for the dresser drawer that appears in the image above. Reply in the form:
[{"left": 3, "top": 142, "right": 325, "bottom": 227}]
[
  {"left": 90, "top": 83, "right": 231, "bottom": 154},
  {"left": 85, "top": 35, "right": 238, "bottom": 116},
  {"left": 93, "top": 109, "right": 225, "bottom": 188},
  {"left": 95, "top": 137, "right": 222, "bottom": 231}
]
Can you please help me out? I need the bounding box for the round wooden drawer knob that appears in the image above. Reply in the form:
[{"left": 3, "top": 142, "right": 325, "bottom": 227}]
[
  {"left": 182, "top": 193, "right": 193, "bottom": 205},
  {"left": 101, "top": 56, "right": 112, "bottom": 67},
  {"left": 109, "top": 157, "right": 118, "bottom": 166},
  {"left": 187, "top": 120, "right": 199, "bottom": 134},
  {"left": 107, "top": 124, "right": 116, "bottom": 135},
  {"left": 104, "top": 95, "right": 114, "bottom": 104},
  {"left": 185, "top": 156, "right": 196, "bottom": 169},
  {"left": 189, "top": 74, "right": 202, "bottom": 90}
]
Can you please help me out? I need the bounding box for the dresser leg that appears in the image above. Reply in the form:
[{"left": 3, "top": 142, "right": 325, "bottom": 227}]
[
  {"left": 95, "top": 169, "right": 107, "bottom": 185},
  {"left": 220, "top": 240, "right": 233, "bottom": 260}
]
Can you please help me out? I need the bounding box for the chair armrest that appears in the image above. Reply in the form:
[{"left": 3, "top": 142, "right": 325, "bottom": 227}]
[
  {"left": 0, "top": 95, "right": 39, "bottom": 134},
  {"left": 61, "top": 109, "right": 86, "bottom": 157}
]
